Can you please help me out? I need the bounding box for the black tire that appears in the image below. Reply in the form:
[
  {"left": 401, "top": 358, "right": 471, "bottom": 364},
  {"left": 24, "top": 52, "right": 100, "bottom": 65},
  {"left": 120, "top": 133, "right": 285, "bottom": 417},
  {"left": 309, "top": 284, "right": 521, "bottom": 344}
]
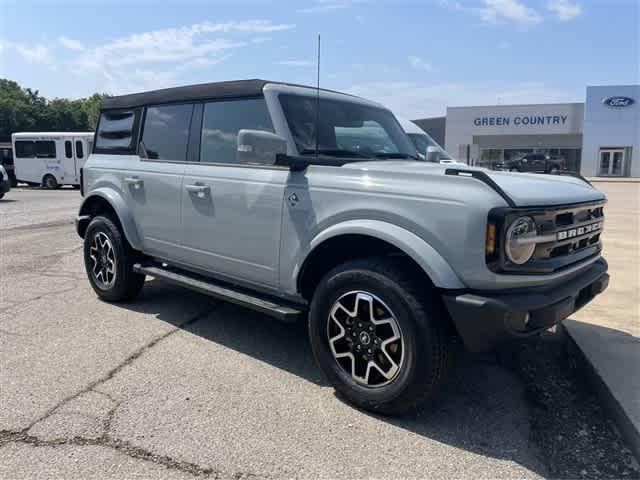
[
  {"left": 509, "top": 167, "right": 520, "bottom": 172},
  {"left": 547, "top": 165, "right": 560, "bottom": 174},
  {"left": 42, "top": 174, "right": 58, "bottom": 189},
  {"left": 83, "top": 215, "right": 145, "bottom": 302},
  {"left": 308, "top": 257, "right": 452, "bottom": 415}
]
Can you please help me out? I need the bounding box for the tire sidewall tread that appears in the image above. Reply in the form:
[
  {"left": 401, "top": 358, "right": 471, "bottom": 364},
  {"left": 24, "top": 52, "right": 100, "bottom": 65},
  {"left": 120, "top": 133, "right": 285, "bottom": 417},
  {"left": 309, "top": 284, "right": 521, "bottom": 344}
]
[
  {"left": 309, "top": 257, "right": 451, "bottom": 415},
  {"left": 83, "top": 215, "right": 144, "bottom": 302}
]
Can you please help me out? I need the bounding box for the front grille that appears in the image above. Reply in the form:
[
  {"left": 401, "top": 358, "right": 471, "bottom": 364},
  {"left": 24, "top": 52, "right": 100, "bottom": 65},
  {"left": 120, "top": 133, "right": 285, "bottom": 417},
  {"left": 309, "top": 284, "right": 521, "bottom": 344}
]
[{"left": 530, "top": 202, "right": 605, "bottom": 271}]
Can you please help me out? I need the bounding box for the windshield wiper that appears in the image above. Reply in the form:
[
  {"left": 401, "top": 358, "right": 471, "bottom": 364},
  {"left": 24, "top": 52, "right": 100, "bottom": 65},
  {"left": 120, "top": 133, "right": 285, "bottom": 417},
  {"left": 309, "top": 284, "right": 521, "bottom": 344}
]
[
  {"left": 299, "top": 149, "right": 371, "bottom": 159},
  {"left": 374, "top": 152, "right": 420, "bottom": 160}
]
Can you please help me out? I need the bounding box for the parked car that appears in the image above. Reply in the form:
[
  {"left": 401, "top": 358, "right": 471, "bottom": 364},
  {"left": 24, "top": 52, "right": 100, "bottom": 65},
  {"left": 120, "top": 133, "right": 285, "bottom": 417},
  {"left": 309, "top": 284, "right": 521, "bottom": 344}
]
[
  {"left": 76, "top": 80, "right": 609, "bottom": 414},
  {"left": 496, "top": 153, "right": 564, "bottom": 174},
  {"left": 0, "top": 143, "right": 17, "bottom": 187},
  {"left": 12, "top": 132, "right": 94, "bottom": 188},
  {"left": 397, "top": 117, "right": 465, "bottom": 165},
  {"left": 0, "top": 165, "right": 11, "bottom": 199}
]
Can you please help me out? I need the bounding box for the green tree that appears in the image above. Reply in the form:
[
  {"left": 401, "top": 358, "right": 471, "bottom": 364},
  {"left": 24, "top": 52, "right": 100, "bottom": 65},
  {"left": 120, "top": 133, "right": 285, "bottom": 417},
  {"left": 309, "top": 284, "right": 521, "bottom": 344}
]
[{"left": 0, "top": 78, "right": 110, "bottom": 142}]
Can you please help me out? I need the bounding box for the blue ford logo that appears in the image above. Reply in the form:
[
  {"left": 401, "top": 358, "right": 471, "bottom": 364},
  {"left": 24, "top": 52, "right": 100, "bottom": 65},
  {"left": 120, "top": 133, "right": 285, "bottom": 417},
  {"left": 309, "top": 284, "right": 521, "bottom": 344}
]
[{"left": 603, "top": 96, "right": 635, "bottom": 108}]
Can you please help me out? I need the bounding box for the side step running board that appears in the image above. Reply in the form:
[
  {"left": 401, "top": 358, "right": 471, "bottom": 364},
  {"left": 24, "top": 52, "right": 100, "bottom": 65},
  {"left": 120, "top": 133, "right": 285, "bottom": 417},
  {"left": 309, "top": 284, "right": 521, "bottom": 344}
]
[{"left": 133, "top": 263, "right": 305, "bottom": 322}]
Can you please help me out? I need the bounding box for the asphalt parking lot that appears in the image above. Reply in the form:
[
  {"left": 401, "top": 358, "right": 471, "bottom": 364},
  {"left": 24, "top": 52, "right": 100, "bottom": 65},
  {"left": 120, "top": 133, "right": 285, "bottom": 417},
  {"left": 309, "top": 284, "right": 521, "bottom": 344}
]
[{"left": 1, "top": 186, "right": 638, "bottom": 479}]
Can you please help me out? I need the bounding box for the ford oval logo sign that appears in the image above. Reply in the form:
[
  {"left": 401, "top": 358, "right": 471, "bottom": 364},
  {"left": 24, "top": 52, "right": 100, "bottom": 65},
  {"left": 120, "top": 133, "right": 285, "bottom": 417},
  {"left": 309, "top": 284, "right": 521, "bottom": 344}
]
[{"left": 603, "top": 96, "right": 635, "bottom": 108}]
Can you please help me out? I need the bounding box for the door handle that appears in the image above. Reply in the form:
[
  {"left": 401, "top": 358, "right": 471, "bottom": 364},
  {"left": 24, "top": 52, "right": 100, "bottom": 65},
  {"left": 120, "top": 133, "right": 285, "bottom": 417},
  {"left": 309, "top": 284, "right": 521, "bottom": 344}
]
[
  {"left": 124, "top": 177, "right": 143, "bottom": 189},
  {"left": 185, "top": 183, "right": 210, "bottom": 198}
]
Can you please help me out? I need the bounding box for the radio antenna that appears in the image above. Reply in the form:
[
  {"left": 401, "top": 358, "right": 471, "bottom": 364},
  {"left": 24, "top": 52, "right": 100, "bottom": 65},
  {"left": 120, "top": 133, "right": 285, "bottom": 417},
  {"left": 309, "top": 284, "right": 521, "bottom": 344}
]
[{"left": 315, "top": 34, "right": 321, "bottom": 160}]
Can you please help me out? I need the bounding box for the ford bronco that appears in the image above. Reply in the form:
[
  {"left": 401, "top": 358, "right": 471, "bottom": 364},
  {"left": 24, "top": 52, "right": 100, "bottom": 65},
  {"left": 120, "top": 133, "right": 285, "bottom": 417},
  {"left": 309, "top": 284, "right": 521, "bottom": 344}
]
[{"left": 77, "top": 80, "right": 609, "bottom": 414}]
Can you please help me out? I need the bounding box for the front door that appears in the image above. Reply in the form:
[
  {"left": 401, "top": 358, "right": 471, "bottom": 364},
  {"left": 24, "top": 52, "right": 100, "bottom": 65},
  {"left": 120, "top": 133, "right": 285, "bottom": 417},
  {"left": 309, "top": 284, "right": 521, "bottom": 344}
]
[
  {"left": 599, "top": 149, "right": 625, "bottom": 176},
  {"left": 179, "top": 97, "right": 285, "bottom": 288}
]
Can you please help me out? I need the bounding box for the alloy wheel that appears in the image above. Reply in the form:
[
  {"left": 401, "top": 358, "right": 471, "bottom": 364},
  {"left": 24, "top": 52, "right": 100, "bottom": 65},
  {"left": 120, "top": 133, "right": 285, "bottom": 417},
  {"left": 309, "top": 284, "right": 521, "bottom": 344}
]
[
  {"left": 89, "top": 231, "right": 117, "bottom": 289},
  {"left": 327, "top": 291, "right": 404, "bottom": 387}
]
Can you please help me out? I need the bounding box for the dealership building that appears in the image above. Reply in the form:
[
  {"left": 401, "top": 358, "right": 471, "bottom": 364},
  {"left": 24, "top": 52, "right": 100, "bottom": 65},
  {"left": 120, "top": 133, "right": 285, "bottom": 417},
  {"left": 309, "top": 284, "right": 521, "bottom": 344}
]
[{"left": 414, "top": 85, "right": 639, "bottom": 178}]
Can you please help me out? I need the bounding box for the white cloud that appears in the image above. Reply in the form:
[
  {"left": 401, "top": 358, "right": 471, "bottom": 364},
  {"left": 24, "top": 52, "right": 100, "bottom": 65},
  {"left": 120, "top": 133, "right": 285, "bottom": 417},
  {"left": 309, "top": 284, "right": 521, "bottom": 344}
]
[
  {"left": 277, "top": 60, "right": 314, "bottom": 67},
  {"left": 12, "top": 43, "right": 50, "bottom": 64},
  {"left": 408, "top": 55, "right": 433, "bottom": 72},
  {"left": 58, "top": 36, "right": 84, "bottom": 51},
  {"left": 51, "top": 19, "right": 294, "bottom": 94},
  {"left": 346, "top": 81, "right": 572, "bottom": 118},
  {"left": 298, "top": 0, "right": 367, "bottom": 14},
  {"left": 478, "top": 0, "right": 542, "bottom": 26},
  {"left": 547, "top": 0, "right": 582, "bottom": 21}
]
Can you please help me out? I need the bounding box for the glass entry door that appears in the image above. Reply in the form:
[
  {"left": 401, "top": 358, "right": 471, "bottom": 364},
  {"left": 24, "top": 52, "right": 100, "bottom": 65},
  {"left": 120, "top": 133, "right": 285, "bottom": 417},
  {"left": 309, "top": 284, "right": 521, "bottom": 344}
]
[{"left": 599, "top": 149, "right": 625, "bottom": 176}]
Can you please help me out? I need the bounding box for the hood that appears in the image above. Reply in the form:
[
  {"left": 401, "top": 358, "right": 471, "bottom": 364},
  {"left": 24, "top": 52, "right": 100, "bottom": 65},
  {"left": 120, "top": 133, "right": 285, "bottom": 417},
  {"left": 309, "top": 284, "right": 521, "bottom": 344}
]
[{"left": 342, "top": 161, "right": 605, "bottom": 207}]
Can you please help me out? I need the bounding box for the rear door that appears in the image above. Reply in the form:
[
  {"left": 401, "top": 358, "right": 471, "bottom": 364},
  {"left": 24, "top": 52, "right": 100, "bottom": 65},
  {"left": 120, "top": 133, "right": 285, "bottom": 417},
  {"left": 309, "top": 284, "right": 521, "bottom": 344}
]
[{"left": 126, "top": 104, "right": 193, "bottom": 259}]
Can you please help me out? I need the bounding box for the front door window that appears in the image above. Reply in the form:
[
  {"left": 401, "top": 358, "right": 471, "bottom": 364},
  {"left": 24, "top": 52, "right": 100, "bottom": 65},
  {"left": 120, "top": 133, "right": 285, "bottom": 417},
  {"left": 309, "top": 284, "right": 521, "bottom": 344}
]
[{"left": 599, "top": 149, "right": 625, "bottom": 176}]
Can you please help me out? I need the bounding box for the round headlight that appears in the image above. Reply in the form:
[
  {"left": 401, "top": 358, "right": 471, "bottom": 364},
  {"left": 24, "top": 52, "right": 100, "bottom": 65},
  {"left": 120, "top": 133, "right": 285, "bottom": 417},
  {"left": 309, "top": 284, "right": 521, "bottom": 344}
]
[{"left": 505, "top": 216, "right": 537, "bottom": 265}]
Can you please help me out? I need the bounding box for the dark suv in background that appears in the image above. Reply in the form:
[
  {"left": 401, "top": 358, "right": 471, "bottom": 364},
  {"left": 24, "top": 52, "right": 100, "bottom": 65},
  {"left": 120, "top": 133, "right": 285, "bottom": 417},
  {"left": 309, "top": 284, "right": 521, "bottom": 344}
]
[
  {"left": 496, "top": 153, "right": 564, "bottom": 174},
  {"left": 0, "top": 144, "right": 17, "bottom": 187}
]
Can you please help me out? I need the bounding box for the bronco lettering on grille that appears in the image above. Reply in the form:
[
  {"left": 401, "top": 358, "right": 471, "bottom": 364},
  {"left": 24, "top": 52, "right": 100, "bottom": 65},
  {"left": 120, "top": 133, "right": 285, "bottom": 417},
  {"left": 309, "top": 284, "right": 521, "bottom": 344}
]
[{"left": 556, "top": 222, "right": 601, "bottom": 241}]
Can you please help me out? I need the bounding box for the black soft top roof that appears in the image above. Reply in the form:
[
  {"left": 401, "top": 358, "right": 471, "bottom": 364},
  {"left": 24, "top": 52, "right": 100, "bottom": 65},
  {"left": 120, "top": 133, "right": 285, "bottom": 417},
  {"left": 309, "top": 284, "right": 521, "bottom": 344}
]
[{"left": 101, "top": 79, "right": 355, "bottom": 110}]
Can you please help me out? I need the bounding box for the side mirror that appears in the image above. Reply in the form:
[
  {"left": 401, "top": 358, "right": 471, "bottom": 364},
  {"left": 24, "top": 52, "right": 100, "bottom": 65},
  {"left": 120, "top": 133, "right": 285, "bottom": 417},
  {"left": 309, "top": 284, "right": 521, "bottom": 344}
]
[
  {"left": 426, "top": 146, "right": 440, "bottom": 163},
  {"left": 237, "top": 130, "right": 287, "bottom": 166}
]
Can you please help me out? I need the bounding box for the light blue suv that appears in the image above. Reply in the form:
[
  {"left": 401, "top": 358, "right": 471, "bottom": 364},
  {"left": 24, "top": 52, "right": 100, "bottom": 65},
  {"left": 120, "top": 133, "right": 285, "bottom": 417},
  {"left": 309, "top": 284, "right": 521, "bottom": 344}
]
[{"left": 77, "top": 80, "right": 609, "bottom": 414}]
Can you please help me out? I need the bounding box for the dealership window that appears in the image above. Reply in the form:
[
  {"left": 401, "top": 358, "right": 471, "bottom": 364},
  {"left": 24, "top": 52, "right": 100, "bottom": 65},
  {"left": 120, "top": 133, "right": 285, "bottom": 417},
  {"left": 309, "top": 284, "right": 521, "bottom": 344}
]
[
  {"left": 479, "top": 149, "right": 502, "bottom": 169},
  {"left": 599, "top": 149, "right": 625, "bottom": 176}
]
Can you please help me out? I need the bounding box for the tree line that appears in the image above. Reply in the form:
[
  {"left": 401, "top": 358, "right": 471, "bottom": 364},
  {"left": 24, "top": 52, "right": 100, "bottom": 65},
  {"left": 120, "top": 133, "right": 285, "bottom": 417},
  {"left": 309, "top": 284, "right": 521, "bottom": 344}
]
[{"left": 0, "top": 79, "right": 110, "bottom": 143}]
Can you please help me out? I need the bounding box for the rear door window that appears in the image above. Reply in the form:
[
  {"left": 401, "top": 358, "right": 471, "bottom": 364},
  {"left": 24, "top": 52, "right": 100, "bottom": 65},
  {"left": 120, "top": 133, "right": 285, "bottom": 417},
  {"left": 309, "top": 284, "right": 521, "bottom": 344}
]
[
  {"left": 95, "top": 109, "right": 140, "bottom": 153},
  {"left": 141, "top": 104, "right": 194, "bottom": 161},
  {"left": 65, "top": 141, "right": 73, "bottom": 158},
  {"left": 76, "top": 140, "right": 84, "bottom": 159}
]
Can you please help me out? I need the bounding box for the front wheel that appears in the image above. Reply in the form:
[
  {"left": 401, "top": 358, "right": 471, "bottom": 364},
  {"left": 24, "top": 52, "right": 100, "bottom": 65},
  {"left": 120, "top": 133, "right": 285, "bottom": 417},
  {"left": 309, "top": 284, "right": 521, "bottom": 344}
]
[
  {"left": 83, "top": 215, "right": 145, "bottom": 302},
  {"left": 308, "top": 258, "right": 452, "bottom": 415}
]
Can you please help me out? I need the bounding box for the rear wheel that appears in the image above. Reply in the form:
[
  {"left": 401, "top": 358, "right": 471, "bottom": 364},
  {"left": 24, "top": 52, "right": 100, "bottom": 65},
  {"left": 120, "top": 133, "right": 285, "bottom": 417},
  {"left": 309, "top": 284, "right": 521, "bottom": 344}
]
[
  {"left": 42, "top": 174, "right": 58, "bottom": 189},
  {"left": 83, "top": 215, "right": 145, "bottom": 302},
  {"left": 548, "top": 165, "right": 560, "bottom": 174},
  {"left": 308, "top": 257, "right": 452, "bottom": 415}
]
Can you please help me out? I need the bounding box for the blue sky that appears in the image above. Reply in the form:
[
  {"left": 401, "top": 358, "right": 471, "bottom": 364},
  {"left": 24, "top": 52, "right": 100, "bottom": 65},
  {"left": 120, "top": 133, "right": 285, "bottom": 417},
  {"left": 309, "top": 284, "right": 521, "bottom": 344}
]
[{"left": 0, "top": 0, "right": 637, "bottom": 118}]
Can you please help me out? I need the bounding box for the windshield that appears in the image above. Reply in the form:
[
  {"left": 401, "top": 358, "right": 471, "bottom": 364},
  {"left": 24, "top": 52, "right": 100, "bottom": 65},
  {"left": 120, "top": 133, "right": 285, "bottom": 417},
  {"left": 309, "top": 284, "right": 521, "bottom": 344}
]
[
  {"left": 407, "top": 133, "right": 452, "bottom": 161},
  {"left": 279, "top": 94, "right": 418, "bottom": 160}
]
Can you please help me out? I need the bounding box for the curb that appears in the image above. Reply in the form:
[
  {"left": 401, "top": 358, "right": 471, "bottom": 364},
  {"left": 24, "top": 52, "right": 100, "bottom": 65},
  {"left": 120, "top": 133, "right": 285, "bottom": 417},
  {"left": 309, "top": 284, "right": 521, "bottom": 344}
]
[{"left": 562, "top": 320, "right": 640, "bottom": 462}]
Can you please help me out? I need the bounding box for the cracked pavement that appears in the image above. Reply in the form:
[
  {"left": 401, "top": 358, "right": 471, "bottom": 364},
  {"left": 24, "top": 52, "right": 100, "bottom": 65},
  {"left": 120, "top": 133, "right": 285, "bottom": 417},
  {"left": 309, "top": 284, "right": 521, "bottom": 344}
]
[{"left": 3, "top": 187, "right": 615, "bottom": 479}]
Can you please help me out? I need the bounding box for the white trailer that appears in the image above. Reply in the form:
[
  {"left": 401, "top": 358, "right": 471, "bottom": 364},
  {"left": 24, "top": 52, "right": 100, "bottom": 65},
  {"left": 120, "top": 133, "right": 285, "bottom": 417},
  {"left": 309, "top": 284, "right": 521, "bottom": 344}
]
[{"left": 12, "top": 132, "right": 94, "bottom": 188}]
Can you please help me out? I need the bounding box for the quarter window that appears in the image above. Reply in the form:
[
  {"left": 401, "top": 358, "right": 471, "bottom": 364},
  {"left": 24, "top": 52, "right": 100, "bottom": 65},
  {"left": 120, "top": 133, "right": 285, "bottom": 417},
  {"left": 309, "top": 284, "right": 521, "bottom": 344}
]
[
  {"left": 15, "top": 141, "right": 36, "bottom": 158},
  {"left": 76, "top": 140, "right": 84, "bottom": 159},
  {"left": 65, "top": 141, "right": 73, "bottom": 158},
  {"left": 95, "top": 109, "right": 139, "bottom": 153},
  {"left": 200, "top": 98, "right": 273, "bottom": 164},
  {"left": 35, "top": 141, "right": 56, "bottom": 158},
  {"left": 141, "top": 104, "right": 193, "bottom": 161}
]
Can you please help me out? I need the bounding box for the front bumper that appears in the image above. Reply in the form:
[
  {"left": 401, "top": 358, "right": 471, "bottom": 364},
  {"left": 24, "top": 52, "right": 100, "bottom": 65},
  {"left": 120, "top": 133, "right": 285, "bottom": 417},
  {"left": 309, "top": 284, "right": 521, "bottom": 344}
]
[{"left": 442, "top": 258, "right": 609, "bottom": 352}]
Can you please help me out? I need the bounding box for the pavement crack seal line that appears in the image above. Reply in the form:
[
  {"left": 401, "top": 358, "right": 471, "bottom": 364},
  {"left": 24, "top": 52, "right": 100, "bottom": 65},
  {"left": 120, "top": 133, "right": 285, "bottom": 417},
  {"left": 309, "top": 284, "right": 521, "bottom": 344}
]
[{"left": 0, "top": 306, "right": 224, "bottom": 478}]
